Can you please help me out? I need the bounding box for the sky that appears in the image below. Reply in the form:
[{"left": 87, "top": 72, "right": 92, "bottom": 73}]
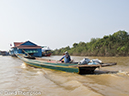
[{"left": 0, "top": 0, "right": 129, "bottom": 51}]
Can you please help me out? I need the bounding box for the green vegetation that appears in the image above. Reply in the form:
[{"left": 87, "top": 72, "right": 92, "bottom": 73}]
[{"left": 52, "top": 30, "right": 129, "bottom": 56}]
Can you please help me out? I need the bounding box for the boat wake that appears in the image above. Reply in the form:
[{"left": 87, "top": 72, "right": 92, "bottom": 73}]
[
  {"left": 36, "top": 70, "right": 43, "bottom": 74},
  {"left": 39, "top": 71, "right": 103, "bottom": 96},
  {"left": 36, "top": 69, "right": 48, "bottom": 75},
  {"left": 21, "top": 63, "right": 27, "bottom": 68},
  {"left": 110, "top": 70, "right": 129, "bottom": 78},
  {"left": 117, "top": 70, "right": 129, "bottom": 76}
]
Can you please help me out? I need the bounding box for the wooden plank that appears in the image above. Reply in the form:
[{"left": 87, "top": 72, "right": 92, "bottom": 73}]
[
  {"left": 69, "top": 63, "right": 117, "bottom": 68},
  {"left": 100, "top": 63, "right": 117, "bottom": 67},
  {"left": 69, "top": 64, "right": 101, "bottom": 68}
]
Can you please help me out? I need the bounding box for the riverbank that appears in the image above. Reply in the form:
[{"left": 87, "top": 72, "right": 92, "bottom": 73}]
[{"left": 52, "top": 31, "right": 129, "bottom": 57}]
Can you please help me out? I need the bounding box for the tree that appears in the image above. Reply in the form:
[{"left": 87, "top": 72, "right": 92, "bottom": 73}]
[
  {"left": 73, "top": 43, "right": 78, "bottom": 48},
  {"left": 52, "top": 30, "right": 129, "bottom": 56}
]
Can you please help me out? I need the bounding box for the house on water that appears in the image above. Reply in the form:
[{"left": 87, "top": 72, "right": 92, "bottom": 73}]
[{"left": 10, "top": 41, "right": 42, "bottom": 57}]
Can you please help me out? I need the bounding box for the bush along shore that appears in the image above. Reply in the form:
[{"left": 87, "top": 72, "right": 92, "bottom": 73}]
[{"left": 52, "top": 30, "right": 129, "bottom": 56}]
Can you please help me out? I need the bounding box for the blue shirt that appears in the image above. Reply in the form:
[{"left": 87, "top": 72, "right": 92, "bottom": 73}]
[{"left": 60, "top": 55, "right": 71, "bottom": 63}]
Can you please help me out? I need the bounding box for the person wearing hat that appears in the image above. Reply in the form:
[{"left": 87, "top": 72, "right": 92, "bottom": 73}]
[{"left": 59, "top": 51, "right": 71, "bottom": 63}]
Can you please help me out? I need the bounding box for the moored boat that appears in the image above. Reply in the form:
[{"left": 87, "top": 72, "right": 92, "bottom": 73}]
[
  {"left": 17, "top": 54, "right": 117, "bottom": 74},
  {"left": 42, "top": 46, "right": 52, "bottom": 57}
]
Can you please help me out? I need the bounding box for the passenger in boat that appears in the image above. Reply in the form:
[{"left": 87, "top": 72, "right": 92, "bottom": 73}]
[{"left": 59, "top": 51, "right": 71, "bottom": 63}]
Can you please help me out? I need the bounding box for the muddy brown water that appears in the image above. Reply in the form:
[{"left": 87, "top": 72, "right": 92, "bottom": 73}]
[{"left": 0, "top": 55, "right": 129, "bottom": 96}]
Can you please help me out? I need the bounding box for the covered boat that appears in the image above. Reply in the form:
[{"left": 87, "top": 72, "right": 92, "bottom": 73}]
[
  {"left": 17, "top": 54, "right": 117, "bottom": 74},
  {"left": 42, "top": 46, "right": 52, "bottom": 57}
]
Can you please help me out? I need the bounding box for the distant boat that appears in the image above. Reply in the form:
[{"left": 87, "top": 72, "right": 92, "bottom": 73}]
[
  {"left": 42, "top": 46, "right": 52, "bottom": 57},
  {"left": 0, "top": 51, "right": 9, "bottom": 56},
  {"left": 17, "top": 54, "right": 117, "bottom": 74}
]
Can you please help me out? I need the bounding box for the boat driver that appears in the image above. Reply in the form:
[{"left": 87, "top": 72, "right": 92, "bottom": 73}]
[{"left": 59, "top": 51, "right": 71, "bottom": 63}]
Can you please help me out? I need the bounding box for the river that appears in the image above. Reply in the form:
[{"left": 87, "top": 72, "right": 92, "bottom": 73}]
[{"left": 0, "top": 55, "right": 129, "bottom": 96}]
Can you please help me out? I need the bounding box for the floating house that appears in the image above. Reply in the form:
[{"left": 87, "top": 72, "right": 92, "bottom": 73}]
[{"left": 10, "top": 41, "right": 42, "bottom": 57}]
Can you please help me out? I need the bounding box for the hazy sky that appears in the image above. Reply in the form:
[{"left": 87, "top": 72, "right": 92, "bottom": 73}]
[{"left": 0, "top": 0, "right": 129, "bottom": 51}]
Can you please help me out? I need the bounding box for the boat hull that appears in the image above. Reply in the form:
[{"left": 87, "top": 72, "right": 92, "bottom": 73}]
[
  {"left": 79, "top": 67, "right": 97, "bottom": 74},
  {"left": 23, "top": 60, "right": 79, "bottom": 73},
  {"left": 24, "top": 60, "right": 98, "bottom": 74},
  {"left": 17, "top": 54, "right": 116, "bottom": 74}
]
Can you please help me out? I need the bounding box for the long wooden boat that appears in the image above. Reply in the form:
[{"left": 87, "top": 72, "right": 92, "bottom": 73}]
[{"left": 17, "top": 54, "right": 117, "bottom": 74}]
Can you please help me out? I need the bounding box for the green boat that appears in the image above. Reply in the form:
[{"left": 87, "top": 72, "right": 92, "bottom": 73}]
[{"left": 17, "top": 54, "right": 117, "bottom": 74}]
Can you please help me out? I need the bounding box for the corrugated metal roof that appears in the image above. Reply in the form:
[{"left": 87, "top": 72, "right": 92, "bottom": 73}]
[
  {"left": 14, "top": 42, "right": 23, "bottom": 47},
  {"left": 12, "top": 41, "right": 42, "bottom": 49}
]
